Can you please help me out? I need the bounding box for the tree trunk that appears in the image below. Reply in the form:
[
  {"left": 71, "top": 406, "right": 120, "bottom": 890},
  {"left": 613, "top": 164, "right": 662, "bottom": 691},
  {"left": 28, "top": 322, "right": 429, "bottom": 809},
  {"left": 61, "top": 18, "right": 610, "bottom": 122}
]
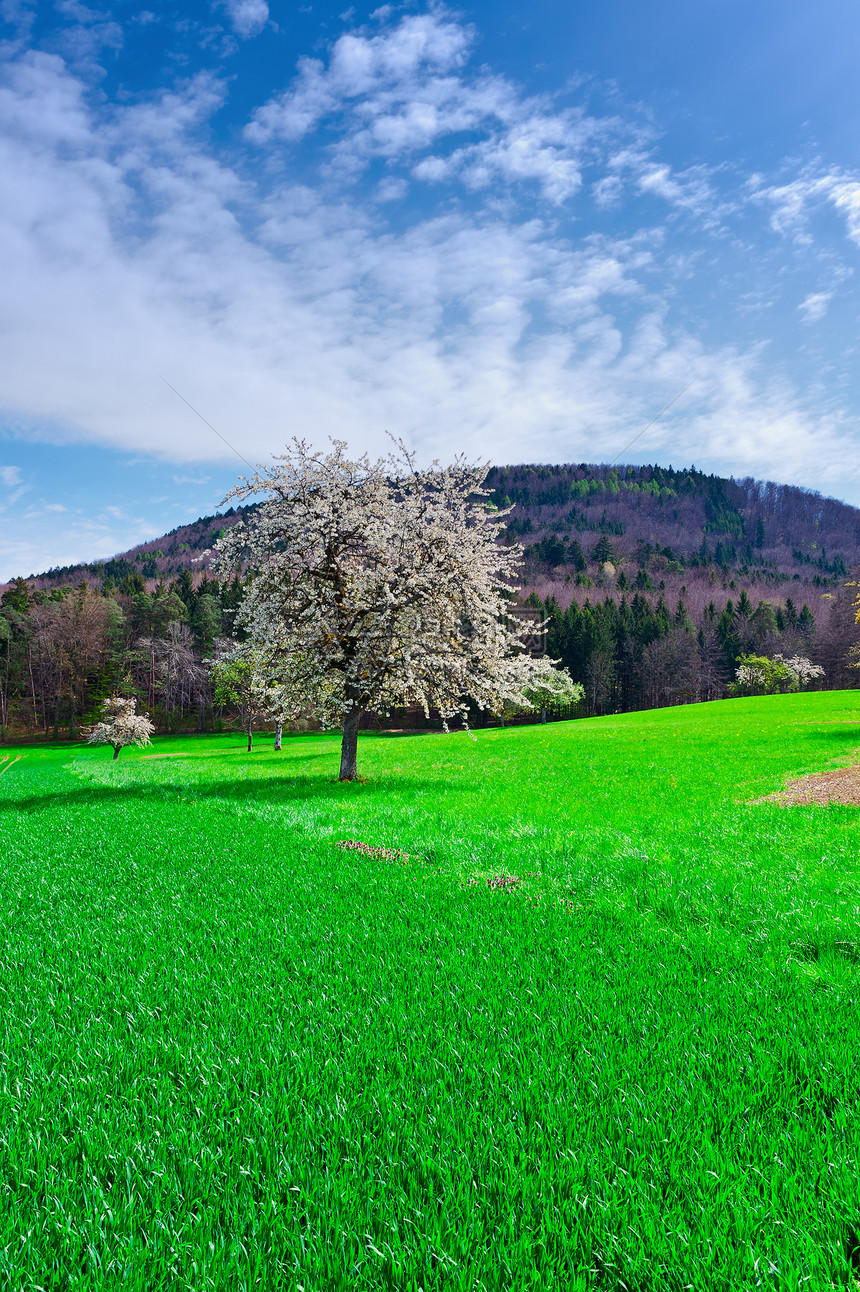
[
  {"left": 247, "top": 712, "right": 253, "bottom": 753},
  {"left": 113, "top": 744, "right": 120, "bottom": 760},
  {"left": 339, "top": 707, "right": 363, "bottom": 781},
  {"left": 27, "top": 644, "right": 38, "bottom": 731},
  {"left": 274, "top": 722, "right": 282, "bottom": 752},
  {"left": 1, "top": 640, "right": 10, "bottom": 741},
  {"left": 541, "top": 706, "right": 547, "bottom": 724}
]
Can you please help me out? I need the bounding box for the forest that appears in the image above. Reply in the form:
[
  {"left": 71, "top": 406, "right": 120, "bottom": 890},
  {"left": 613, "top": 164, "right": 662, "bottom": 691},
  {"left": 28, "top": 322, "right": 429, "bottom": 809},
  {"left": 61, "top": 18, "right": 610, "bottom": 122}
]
[
  {"left": 1, "top": 462, "right": 858, "bottom": 739},
  {"left": 0, "top": 571, "right": 242, "bottom": 741},
  {"left": 0, "top": 567, "right": 855, "bottom": 742}
]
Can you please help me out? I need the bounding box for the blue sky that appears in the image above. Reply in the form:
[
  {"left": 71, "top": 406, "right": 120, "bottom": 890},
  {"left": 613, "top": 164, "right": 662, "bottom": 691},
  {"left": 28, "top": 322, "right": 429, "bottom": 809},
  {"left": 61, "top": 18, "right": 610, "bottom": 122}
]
[{"left": 2, "top": 0, "right": 860, "bottom": 578}]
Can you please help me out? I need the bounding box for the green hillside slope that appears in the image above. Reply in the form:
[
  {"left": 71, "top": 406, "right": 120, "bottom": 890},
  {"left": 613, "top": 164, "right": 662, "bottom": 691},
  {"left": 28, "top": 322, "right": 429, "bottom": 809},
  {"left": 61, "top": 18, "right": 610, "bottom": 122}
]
[
  {"left": 1, "top": 693, "right": 859, "bottom": 1288},
  {"left": 18, "top": 462, "right": 860, "bottom": 599}
]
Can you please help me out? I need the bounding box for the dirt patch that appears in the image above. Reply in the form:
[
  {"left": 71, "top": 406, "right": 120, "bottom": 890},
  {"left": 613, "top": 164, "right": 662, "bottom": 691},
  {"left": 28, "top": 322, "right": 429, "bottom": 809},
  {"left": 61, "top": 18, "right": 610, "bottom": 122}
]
[
  {"left": 334, "top": 839, "right": 409, "bottom": 862},
  {"left": 756, "top": 765, "right": 860, "bottom": 807}
]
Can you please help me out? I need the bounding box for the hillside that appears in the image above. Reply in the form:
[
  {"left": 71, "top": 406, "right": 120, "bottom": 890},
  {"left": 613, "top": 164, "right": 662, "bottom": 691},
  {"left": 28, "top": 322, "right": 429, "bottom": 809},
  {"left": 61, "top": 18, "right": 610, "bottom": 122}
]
[
  {"left": 14, "top": 463, "right": 860, "bottom": 603},
  {"left": 481, "top": 463, "right": 860, "bottom": 704},
  {"left": 487, "top": 463, "right": 860, "bottom": 603},
  {"left": 4, "top": 695, "right": 860, "bottom": 1287},
  {"left": 3, "top": 459, "right": 858, "bottom": 729}
]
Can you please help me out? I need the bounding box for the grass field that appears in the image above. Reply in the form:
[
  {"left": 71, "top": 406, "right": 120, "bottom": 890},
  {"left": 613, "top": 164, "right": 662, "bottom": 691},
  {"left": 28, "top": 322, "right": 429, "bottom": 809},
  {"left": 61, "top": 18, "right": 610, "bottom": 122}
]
[{"left": 2, "top": 692, "right": 860, "bottom": 1290}]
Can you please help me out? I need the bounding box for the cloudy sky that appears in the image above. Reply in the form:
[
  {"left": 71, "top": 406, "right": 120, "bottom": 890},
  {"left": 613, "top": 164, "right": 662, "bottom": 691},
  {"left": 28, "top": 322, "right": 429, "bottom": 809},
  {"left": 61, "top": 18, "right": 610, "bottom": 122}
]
[{"left": 2, "top": 0, "right": 860, "bottom": 578}]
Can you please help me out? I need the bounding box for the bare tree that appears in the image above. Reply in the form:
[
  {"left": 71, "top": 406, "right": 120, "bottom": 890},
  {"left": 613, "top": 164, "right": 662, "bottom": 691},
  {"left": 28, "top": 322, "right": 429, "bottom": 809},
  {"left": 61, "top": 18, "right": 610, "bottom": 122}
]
[
  {"left": 641, "top": 629, "right": 699, "bottom": 708},
  {"left": 585, "top": 648, "right": 616, "bottom": 715},
  {"left": 154, "top": 623, "right": 208, "bottom": 727},
  {"left": 695, "top": 622, "right": 729, "bottom": 701}
]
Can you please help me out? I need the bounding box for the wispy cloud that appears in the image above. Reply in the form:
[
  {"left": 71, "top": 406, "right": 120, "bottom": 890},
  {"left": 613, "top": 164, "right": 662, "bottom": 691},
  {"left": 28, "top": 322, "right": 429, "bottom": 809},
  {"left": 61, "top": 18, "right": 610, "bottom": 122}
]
[
  {"left": 753, "top": 167, "right": 860, "bottom": 249},
  {"left": 247, "top": 13, "right": 474, "bottom": 144},
  {"left": 798, "top": 290, "right": 833, "bottom": 324},
  {"left": 0, "top": 464, "right": 28, "bottom": 505},
  {"left": 1, "top": 3, "right": 860, "bottom": 523},
  {"left": 223, "top": 0, "right": 268, "bottom": 39},
  {"left": 247, "top": 13, "right": 634, "bottom": 204},
  {"left": 0, "top": 508, "right": 165, "bottom": 579}
]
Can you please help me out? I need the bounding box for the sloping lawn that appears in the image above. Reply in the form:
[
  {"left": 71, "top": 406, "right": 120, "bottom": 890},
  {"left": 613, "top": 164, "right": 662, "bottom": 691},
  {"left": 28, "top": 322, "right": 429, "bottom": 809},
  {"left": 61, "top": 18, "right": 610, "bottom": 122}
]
[{"left": 1, "top": 692, "right": 859, "bottom": 1289}]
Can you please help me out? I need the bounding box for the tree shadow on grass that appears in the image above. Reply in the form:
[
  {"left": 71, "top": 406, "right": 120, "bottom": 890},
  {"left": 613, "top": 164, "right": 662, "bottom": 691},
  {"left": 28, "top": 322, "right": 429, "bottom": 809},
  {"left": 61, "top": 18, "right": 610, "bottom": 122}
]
[
  {"left": 801, "top": 727, "right": 860, "bottom": 749},
  {"left": 2, "top": 769, "right": 476, "bottom": 816}
]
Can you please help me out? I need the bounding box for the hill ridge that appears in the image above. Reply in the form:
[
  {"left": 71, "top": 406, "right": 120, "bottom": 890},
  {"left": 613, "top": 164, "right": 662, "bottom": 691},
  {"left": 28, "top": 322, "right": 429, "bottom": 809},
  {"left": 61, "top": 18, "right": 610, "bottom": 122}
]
[{"left": 7, "top": 461, "right": 860, "bottom": 600}]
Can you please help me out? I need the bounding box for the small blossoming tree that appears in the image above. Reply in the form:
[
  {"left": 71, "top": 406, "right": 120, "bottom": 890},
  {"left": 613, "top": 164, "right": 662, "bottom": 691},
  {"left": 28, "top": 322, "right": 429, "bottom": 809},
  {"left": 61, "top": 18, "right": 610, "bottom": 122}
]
[
  {"left": 729, "top": 653, "right": 824, "bottom": 697},
  {"left": 211, "top": 644, "right": 277, "bottom": 752},
  {"left": 523, "top": 671, "right": 585, "bottom": 723},
  {"left": 215, "top": 439, "right": 579, "bottom": 780},
  {"left": 83, "top": 697, "right": 155, "bottom": 759}
]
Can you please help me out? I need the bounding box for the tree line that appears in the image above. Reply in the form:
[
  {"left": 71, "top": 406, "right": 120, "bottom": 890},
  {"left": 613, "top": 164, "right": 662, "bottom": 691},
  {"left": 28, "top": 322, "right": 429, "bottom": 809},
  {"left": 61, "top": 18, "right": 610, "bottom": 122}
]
[
  {"left": 535, "top": 587, "right": 849, "bottom": 715},
  {"left": 1, "top": 554, "right": 855, "bottom": 742},
  {"left": 0, "top": 572, "right": 244, "bottom": 740}
]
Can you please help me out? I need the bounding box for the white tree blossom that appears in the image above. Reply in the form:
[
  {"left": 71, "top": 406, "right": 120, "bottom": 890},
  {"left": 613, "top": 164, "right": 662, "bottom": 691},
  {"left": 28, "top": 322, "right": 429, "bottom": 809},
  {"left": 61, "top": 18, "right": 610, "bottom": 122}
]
[
  {"left": 732, "top": 652, "right": 824, "bottom": 696},
  {"left": 215, "top": 439, "right": 579, "bottom": 779},
  {"left": 734, "top": 659, "right": 769, "bottom": 692},
  {"left": 780, "top": 654, "right": 825, "bottom": 687},
  {"left": 83, "top": 697, "right": 155, "bottom": 760}
]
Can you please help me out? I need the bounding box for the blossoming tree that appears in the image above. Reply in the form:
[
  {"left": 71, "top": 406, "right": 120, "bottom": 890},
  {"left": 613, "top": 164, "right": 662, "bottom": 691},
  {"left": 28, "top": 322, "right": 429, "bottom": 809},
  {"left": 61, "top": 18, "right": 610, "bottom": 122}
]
[
  {"left": 211, "top": 649, "right": 268, "bottom": 752},
  {"left": 215, "top": 440, "right": 580, "bottom": 780},
  {"left": 83, "top": 696, "right": 155, "bottom": 759},
  {"left": 730, "top": 653, "right": 825, "bottom": 696}
]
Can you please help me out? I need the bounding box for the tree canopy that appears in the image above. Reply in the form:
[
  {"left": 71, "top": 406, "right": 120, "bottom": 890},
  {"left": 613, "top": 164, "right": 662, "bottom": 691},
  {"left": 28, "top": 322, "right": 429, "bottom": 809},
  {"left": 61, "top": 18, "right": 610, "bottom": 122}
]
[
  {"left": 83, "top": 697, "right": 155, "bottom": 759},
  {"left": 215, "top": 440, "right": 579, "bottom": 779}
]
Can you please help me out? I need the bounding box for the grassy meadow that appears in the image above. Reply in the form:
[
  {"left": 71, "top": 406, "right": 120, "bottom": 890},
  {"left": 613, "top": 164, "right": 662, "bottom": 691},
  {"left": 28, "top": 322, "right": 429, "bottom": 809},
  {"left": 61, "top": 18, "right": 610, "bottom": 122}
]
[{"left": 2, "top": 692, "right": 860, "bottom": 1289}]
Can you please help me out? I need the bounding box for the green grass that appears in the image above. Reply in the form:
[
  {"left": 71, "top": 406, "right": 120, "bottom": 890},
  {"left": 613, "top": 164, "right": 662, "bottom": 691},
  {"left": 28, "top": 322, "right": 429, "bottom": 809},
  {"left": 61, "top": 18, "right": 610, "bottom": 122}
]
[{"left": 2, "top": 692, "right": 860, "bottom": 1290}]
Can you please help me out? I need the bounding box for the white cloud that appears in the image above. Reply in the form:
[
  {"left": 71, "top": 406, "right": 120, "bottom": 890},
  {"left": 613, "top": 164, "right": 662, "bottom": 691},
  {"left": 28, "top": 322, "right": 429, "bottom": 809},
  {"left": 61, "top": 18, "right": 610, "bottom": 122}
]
[
  {"left": 798, "top": 291, "right": 833, "bottom": 324},
  {"left": 635, "top": 162, "right": 724, "bottom": 223},
  {"left": 591, "top": 173, "right": 624, "bottom": 208},
  {"left": 0, "top": 508, "right": 165, "bottom": 580},
  {"left": 0, "top": 465, "right": 28, "bottom": 506},
  {"left": 240, "top": 11, "right": 742, "bottom": 228},
  {"left": 417, "top": 110, "right": 595, "bottom": 204},
  {"left": 755, "top": 168, "right": 860, "bottom": 249},
  {"left": 375, "top": 175, "right": 408, "bottom": 202},
  {"left": 224, "top": 0, "right": 268, "bottom": 39},
  {"left": 245, "top": 13, "right": 629, "bottom": 203},
  {"left": 45, "top": 0, "right": 123, "bottom": 80},
  {"left": 2, "top": 5, "right": 860, "bottom": 530},
  {"left": 246, "top": 13, "right": 473, "bottom": 143}
]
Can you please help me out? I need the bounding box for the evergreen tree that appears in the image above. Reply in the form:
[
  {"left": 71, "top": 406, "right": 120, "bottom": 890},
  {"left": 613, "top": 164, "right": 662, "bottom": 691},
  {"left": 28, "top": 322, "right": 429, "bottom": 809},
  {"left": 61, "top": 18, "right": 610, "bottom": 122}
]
[
  {"left": 191, "top": 595, "right": 222, "bottom": 654},
  {"left": 567, "top": 539, "right": 586, "bottom": 572},
  {"left": 1, "top": 578, "right": 30, "bottom": 613},
  {"left": 591, "top": 535, "right": 617, "bottom": 565},
  {"left": 174, "top": 569, "right": 195, "bottom": 608}
]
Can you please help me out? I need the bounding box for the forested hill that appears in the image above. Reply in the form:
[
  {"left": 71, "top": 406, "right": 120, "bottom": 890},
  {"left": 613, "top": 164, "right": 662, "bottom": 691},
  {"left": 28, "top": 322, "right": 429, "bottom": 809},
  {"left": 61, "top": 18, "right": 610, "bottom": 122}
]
[
  {"left": 486, "top": 463, "right": 860, "bottom": 591},
  {"left": 8, "top": 462, "right": 860, "bottom": 602},
  {"left": 2, "top": 461, "right": 859, "bottom": 738}
]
